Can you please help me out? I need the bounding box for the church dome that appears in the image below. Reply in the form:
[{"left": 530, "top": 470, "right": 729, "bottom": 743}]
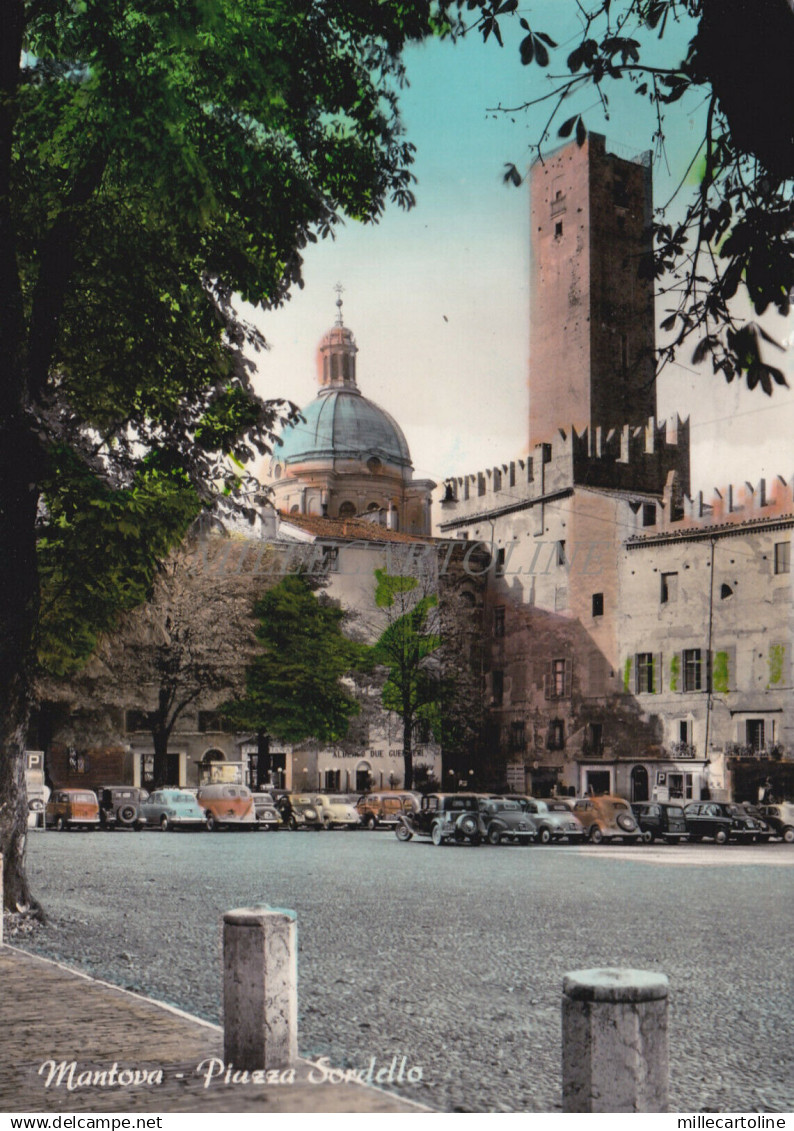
[{"left": 275, "top": 388, "right": 412, "bottom": 468}]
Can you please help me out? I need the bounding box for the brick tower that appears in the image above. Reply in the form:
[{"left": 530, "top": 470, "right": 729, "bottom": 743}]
[{"left": 529, "top": 133, "right": 657, "bottom": 445}]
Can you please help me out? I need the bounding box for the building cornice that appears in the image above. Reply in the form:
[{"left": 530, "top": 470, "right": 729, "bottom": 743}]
[
  {"left": 625, "top": 513, "right": 794, "bottom": 549},
  {"left": 438, "top": 487, "right": 574, "bottom": 531}
]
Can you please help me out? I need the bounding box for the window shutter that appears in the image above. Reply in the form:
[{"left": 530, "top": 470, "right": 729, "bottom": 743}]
[
  {"left": 671, "top": 651, "right": 683, "bottom": 693},
  {"left": 564, "top": 658, "right": 573, "bottom": 698},
  {"left": 653, "top": 653, "right": 662, "bottom": 694},
  {"left": 626, "top": 654, "right": 635, "bottom": 694},
  {"left": 544, "top": 662, "right": 552, "bottom": 700}
]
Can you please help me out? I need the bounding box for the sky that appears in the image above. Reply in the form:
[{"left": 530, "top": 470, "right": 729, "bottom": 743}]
[{"left": 247, "top": 4, "right": 794, "bottom": 509}]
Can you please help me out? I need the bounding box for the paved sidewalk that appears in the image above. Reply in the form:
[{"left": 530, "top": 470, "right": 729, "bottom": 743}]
[{"left": 1, "top": 947, "right": 427, "bottom": 1113}]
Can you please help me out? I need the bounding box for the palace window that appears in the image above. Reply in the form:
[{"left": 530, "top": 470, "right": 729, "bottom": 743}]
[
  {"left": 545, "top": 658, "right": 572, "bottom": 700},
  {"left": 683, "top": 648, "right": 703, "bottom": 692}
]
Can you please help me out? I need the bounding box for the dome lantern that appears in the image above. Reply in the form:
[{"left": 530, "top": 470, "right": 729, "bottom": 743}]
[{"left": 318, "top": 284, "right": 358, "bottom": 391}]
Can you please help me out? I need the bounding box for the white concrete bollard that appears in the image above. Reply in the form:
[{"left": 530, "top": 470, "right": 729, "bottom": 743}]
[
  {"left": 223, "top": 907, "right": 298, "bottom": 1070},
  {"left": 562, "top": 967, "right": 669, "bottom": 1113}
]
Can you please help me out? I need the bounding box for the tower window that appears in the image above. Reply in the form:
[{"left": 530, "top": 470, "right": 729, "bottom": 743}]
[
  {"left": 555, "top": 221, "right": 563, "bottom": 239},
  {"left": 592, "top": 592, "right": 604, "bottom": 617},
  {"left": 661, "top": 572, "right": 678, "bottom": 603},
  {"left": 774, "top": 542, "right": 790, "bottom": 574}
]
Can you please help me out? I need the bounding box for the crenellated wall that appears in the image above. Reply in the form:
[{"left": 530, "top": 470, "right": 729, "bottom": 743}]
[{"left": 438, "top": 415, "right": 690, "bottom": 528}]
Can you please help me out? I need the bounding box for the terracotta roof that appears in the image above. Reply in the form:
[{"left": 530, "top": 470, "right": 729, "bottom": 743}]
[{"left": 280, "top": 513, "right": 442, "bottom": 546}]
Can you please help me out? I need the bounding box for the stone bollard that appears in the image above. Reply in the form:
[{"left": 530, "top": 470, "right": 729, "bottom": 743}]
[
  {"left": 223, "top": 907, "right": 298, "bottom": 1070},
  {"left": 562, "top": 967, "right": 669, "bottom": 1113}
]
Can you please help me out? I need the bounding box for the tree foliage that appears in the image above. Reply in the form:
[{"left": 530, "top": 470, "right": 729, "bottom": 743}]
[
  {"left": 221, "top": 573, "right": 366, "bottom": 747},
  {"left": 458, "top": 0, "right": 794, "bottom": 393},
  {"left": 1, "top": 0, "right": 468, "bottom": 910},
  {"left": 370, "top": 567, "right": 443, "bottom": 791}
]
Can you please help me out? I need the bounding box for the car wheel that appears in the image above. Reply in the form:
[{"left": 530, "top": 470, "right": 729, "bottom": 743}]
[
  {"left": 488, "top": 826, "right": 502, "bottom": 846},
  {"left": 642, "top": 830, "right": 654, "bottom": 844},
  {"left": 537, "top": 826, "right": 553, "bottom": 845},
  {"left": 458, "top": 814, "right": 479, "bottom": 839},
  {"left": 395, "top": 822, "right": 412, "bottom": 842},
  {"left": 431, "top": 822, "right": 445, "bottom": 846},
  {"left": 117, "top": 805, "right": 137, "bottom": 827},
  {"left": 589, "top": 826, "right": 604, "bottom": 845},
  {"left": 366, "top": 814, "right": 378, "bottom": 830},
  {"left": 288, "top": 815, "right": 298, "bottom": 831},
  {"left": 258, "top": 821, "right": 269, "bottom": 831},
  {"left": 55, "top": 816, "right": 65, "bottom": 831},
  {"left": 782, "top": 827, "right": 794, "bottom": 844},
  {"left": 206, "top": 815, "right": 217, "bottom": 832},
  {"left": 714, "top": 829, "right": 728, "bottom": 844},
  {"left": 160, "top": 815, "right": 170, "bottom": 832}
]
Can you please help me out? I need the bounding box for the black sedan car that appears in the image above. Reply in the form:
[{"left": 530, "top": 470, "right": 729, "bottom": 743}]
[
  {"left": 479, "top": 799, "right": 536, "bottom": 845},
  {"left": 395, "top": 793, "right": 485, "bottom": 846},
  {"left": 631, "top": 801, "right": 688, "bottom": 843},
  {"left": 683, "top": 801, "right": 765, "bottom": 843}
]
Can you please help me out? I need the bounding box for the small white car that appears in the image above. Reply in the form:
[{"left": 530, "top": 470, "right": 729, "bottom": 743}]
[{"left": 312, "top": 794, "right": 361, "bottom": 829}]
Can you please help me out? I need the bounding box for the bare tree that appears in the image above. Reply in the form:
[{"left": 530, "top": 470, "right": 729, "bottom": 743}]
[{"left": 44, "top": 533, "right": 267, "bottom": 788}]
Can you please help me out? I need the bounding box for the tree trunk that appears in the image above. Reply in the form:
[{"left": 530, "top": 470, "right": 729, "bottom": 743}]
[
  {"left": 402, "top": 710, "right": 413, "bottom": 791},
  {"left": 0, "top": 469, "right": 43, "bottom": 915},
  {"left": 151, "top": 714, "right": 171, "bottom": 790}
]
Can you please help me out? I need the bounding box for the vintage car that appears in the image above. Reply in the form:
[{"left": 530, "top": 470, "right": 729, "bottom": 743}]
[
  {"left": 140, "top": 789, "right": 207, "bottom": 831},
  {"left": 513, "top": 797, "right": 586, "bottom": 843},
  {"left": 279, "top": 793, "right": 324, "bottom": 830},
  {"left": 572, "top": 795, "right": 641, "bottom": 844},
  {"left": 630, "top": 801, "right": 688, "bottom": 843},
  {"left": 395, "top": 793, "right": 486, "bottom": 846},
  {"left": 312, "top": 794, "right": 361, "bottom": 829},
  {"left": 96, "top": 785, "right": 148, "bottom": 830},
  {"left": 196, "top": 782, "right": 257, "bottom": 830},
  {"left": 735, "top": 802, "right": 772, "bottom": 842},
  {"left": 686, "top": 800, "right": 767, "bottom": 842},
  {"left": 356, "top": 791, "right": 420, "bottom": 829},
  {"left": 45, "top": 788, "right": 100, "bottom": 830},
  {"left": 251, "top": 792, "right": 282, "bottom": 830},
  {"left": 682, "top": 801, "right": 733, "bottom": 843},
  {"left": 479, "top": 798, "right": 536, "bottom": 844},
  {"left": 761, "top": 801, "right": 794, "bottom": 843}
]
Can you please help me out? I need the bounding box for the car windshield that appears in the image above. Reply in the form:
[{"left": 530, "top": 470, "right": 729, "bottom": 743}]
[
  {"left": 495, "top": 801, "right": 520, "bottom": 811},
  {"left": 169, "top": 793, "right": 195, "bottom": 804},
  {"left": 73, "top": 793, "right": 96, "bottom": 803},
  {"left": 725, "top": 805, "right": 742, "bottom": 816},
  {"left": 667, "top": 806, "right": 685, "bottom": 817},
  {"left": 545, "top": 801, "right": 569, "bottom": 811}
]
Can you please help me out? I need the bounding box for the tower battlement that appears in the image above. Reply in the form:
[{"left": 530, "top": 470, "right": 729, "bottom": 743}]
[
  {"left": 438, "top": 415, "right": 690, "bottom": 528},
  {"left": 635, "top": 473, "right": 794, "bottom": 538}
]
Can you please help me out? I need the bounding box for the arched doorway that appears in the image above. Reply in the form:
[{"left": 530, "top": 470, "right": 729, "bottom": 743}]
[
  {"left": 355, "top": 761, "right": 373, "bottom": 792},
  {"left": 631, "top": 764, "right": 649, "bottom": 802}
]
